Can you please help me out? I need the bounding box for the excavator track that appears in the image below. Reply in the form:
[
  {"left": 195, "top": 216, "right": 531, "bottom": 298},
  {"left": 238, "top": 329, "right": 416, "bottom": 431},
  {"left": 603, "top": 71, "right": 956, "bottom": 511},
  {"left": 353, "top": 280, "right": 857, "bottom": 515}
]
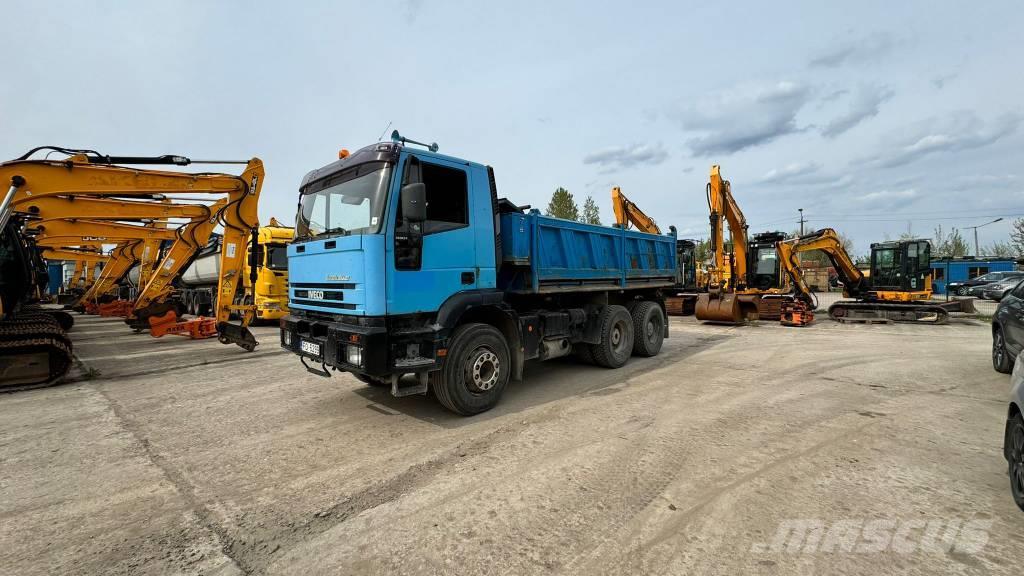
[
  {"left": 0, "top": 317, "right": 74, "bottom": 391},
  {"left": 828, "top": 300, "right": 954, "bottom": 324}
]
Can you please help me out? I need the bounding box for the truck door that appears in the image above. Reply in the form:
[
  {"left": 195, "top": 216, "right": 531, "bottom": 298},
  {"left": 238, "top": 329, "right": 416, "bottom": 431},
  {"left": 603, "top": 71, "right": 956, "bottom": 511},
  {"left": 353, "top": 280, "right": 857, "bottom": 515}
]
[{"left": 387, "top": 154, "right": 477, "bottom": 315}]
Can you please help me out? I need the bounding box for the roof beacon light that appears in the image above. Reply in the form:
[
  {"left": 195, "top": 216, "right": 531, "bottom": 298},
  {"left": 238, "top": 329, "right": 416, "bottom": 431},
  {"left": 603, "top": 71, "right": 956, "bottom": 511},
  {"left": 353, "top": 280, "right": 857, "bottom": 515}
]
[
  {"left": 338, "top": 149, "right": 351, "bottom": 159},
  {"left": 391, "top": 130, "right": 439, "bottom": 153}
]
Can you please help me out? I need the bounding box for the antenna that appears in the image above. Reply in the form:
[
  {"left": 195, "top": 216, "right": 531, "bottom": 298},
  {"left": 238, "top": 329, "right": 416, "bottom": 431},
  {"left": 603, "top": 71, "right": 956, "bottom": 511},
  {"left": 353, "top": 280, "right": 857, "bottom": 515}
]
[
  {"left": 377, "top": 120, "right": 392, "bottom": 143},
  {"left": 391, "top": 130, "right": 439, "bottom": 153}
]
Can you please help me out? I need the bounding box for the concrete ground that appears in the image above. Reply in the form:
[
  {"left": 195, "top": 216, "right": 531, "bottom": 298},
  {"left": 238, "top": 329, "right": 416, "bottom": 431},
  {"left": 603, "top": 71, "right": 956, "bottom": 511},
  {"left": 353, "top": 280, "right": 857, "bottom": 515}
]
[{"left": 1, "top": 312, "right": 1021, "bottom": 575}]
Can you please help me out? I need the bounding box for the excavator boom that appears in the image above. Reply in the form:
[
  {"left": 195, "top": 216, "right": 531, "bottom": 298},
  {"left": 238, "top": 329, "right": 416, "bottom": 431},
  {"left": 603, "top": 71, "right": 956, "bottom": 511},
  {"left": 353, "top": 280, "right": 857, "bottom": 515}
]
[{"left": 611, "top": 187, "right": 661, "bottom": 234}]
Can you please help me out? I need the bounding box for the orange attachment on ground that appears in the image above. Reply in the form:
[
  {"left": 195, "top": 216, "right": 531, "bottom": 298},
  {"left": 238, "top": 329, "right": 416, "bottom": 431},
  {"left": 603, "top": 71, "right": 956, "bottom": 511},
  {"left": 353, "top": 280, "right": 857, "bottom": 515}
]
[
  {"left": 780, "top": 299, "right": 814, "bottom": 327},
  {"left": 97, "top": 300, "right": 134, "bottom": 318},
  {"left": 148, "top": 310, "right": 218, "bottom": 340}
]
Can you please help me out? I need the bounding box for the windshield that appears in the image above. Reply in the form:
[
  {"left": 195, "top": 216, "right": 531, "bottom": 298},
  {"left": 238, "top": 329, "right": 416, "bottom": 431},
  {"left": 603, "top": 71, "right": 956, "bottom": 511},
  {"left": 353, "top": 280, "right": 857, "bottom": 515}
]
[
  {"left": 266, "top": 244, "right": 288, "bottom": 271},
  {"left": 755, "top": 247, "right": 777, "bottom": 274},
  {"left": 296, "top": 162, "right": 392, "bottom": 239},
  {"left": 976, "top": 273, "right": 1002, "bottom": 281}
]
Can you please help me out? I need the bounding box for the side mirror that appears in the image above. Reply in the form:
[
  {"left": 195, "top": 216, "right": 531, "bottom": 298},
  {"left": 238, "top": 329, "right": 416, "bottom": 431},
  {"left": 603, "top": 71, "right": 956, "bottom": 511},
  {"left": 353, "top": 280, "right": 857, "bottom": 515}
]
[{"left": 401, "top": 182, "right": 426, "bottom": 223}]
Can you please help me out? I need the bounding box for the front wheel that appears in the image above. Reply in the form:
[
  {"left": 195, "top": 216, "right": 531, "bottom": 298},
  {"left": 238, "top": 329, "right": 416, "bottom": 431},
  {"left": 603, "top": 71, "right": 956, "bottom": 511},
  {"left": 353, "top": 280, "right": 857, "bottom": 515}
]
[
  {"left": 433, "top": 323, "right": 510, "bottom": 416},
  {"left": 1007, "top": 415, "right": 1024, "bottom": 512},
  {"left": 993, "top": 327, "right": 1013, "bottom": 373}
]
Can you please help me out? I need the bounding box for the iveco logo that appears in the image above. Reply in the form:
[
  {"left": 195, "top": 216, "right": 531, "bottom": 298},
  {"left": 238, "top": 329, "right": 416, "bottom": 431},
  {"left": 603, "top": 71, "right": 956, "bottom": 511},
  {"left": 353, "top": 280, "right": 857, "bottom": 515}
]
[
  {"left": 308, "top": 290, "right": 325, "bottom": 300},
  {"left": 326, "top": 275, "right": 350, "bottom": 281}
]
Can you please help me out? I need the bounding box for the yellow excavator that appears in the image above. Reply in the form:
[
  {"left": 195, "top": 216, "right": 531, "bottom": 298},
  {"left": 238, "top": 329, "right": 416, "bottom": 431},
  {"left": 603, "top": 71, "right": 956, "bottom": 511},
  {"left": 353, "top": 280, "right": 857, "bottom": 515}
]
[
  {"left": 777, "top": 228, "right": 976, "bottom": 324},
  {"left": 0, "top": 147, "right": 265, "bottom": 388},
  {"left": 694, "top": 166, "right": 790, "bottom": 323}
]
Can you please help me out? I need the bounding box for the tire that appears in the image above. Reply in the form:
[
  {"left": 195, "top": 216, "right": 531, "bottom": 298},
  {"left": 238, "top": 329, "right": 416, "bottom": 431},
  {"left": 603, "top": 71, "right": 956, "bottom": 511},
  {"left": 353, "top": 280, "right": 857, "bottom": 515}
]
[
  {"left": 353, "top": 373, "right": 388, "bottom": 387},
  {"left": 631, "top": 301, "right": 665, "bottom": 357},
  {"left": 589, "top": 305, "right": 634, "bottom": 368},
  {"left": 433, "top": 323, "right": 510, "bottom": 416},
  {"left": 1007, "top": 414, "right": 1024, "bottom": 512},
  {"left": 993, "top": 326, "right": 1013, "bottom": 374},
  {"left": 957, "top": 286, "right": 969, "bottom": 296}
]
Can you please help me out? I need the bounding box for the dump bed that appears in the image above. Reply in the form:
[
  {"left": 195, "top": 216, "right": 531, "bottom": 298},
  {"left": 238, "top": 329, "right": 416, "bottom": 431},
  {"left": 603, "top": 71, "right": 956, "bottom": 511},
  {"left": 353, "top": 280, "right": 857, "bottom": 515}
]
[{"left": 498, "top": 211, "right": 676, "bottom": 294}]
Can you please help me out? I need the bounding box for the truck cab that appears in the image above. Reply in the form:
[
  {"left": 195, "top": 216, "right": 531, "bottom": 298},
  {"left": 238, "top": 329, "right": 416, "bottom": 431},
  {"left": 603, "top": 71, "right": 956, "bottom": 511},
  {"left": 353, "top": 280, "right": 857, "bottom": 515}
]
[{"left": 282, "top": 137, "right": 674, "bottom": 415}]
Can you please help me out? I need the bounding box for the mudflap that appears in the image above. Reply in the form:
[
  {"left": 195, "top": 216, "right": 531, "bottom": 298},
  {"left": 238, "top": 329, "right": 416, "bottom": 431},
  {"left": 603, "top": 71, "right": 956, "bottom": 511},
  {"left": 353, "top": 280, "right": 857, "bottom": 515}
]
[{"left": 216, "top": 321, "right": 259, "bottom": 351}]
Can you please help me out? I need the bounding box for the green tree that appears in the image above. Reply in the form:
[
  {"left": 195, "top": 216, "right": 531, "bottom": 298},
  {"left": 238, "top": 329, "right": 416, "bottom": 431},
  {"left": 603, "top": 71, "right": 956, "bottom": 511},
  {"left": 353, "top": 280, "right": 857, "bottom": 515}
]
[
  {"left": 982, "top": 241, "right": 1016, "bottom": 258},
  {"left": 932, "top": 225, "right": 969, "bottom": 258},
  {"left": 581, "top": 196, "right": 601, "bottom": 225},
  {"left": 545, "top": 187, "right": 580, "bottom": 221},
  {"left": 1010, "top": 218, "right": 1024, "bottom": 256}
]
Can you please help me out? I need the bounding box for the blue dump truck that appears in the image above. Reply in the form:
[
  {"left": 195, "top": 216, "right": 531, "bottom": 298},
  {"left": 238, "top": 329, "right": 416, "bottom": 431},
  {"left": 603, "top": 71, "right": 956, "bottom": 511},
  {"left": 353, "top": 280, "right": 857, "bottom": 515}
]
[{"left": 281, "top": 134, "right": 677, "bottom": 415}]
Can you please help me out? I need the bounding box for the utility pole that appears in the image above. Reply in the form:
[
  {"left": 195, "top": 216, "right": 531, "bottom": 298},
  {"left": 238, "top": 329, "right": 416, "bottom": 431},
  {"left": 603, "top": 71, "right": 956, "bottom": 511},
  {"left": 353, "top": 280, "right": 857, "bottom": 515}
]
[
  {"left": 964, "top": 217, "right": 1004, "bottom": 257},
  {"left": 798, "top": 208, "right": 805, "bottom": 236}
]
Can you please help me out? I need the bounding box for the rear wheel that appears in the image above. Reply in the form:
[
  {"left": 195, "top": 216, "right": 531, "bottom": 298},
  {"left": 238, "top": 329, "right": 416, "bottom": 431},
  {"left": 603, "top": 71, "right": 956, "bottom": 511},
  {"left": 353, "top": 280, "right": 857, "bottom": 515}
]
[
  {"left": 993, "top": 327, "right": 1013, "bottom": 373},
  {"left": 433, "top": 323, "right": 510, "bottom": 415},
  {"left": 631, "top": 301, "right": 665, "bottom": 357},
  {"left": 590, "top": 305, "right": 634, "bottom": 368},
  {"left": 1007, "top": 415, "right": 1024, "bottom": 511}
]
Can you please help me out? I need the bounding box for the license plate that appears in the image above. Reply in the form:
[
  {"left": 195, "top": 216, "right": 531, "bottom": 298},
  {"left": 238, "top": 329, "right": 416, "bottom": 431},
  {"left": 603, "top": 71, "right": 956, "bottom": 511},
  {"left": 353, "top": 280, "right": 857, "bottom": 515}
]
[{"left": 300, "top": 340, "right": 321, "bottom": 357}]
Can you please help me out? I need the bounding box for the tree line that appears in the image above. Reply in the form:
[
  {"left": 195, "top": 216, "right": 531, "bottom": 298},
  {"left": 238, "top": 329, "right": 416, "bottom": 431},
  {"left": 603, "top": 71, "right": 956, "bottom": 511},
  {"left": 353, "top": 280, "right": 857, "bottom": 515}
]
[{"left": 545, "top": 187, "right": 602, "bottom": 225}]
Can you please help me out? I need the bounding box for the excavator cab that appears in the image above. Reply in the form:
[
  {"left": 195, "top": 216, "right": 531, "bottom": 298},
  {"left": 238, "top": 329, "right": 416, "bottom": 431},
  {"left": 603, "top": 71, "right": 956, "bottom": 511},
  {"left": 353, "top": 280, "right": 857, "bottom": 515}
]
[
  {"left": 675, "top": 239, "right": 698, "bottom": 291},
  {"left": 870, "top": 240, "right": 931, "bottom": 295},
  {"left": 746, "top": 231, "right": 785, "bottom": 292}
]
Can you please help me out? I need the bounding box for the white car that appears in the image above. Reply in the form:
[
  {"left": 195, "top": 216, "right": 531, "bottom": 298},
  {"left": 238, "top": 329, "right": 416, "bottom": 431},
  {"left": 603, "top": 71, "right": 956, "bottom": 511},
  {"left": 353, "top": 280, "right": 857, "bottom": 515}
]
[{"left": 1005, "top": 352, "right": 1024, "bottom": 511}]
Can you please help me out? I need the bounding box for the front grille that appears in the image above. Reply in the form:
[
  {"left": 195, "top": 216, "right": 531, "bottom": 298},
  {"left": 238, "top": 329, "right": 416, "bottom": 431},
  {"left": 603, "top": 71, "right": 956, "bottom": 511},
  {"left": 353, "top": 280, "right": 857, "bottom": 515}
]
[
  {"left": 291, "top": 299, "right": 356, "bottom": 310},
  {"left": 294, "top": 289, "right": 344, "bottom": 300},
  {"left": 292, "top": 282, "right": 357, "bottom": 289}
]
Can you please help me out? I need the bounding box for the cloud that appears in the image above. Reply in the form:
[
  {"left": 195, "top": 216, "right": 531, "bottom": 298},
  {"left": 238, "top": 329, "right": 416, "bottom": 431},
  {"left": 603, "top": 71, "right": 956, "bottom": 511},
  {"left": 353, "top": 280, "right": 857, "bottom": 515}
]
[
  {"left": 821, "top": 84, "right": 894, "bottom": 138},
  {"left": 582, "top": 143, "right": 668, "bottom": 171},
  {"left": 759, "top": 162, "right": 823, "bottom": 184},
  {"left": 931, "top": 73, "right": 957, "bottom": 90},
  {"left": 757, "top": 162, "right": 854, "bottom": 189},
  {"left": 864, "top": 111, "right": 1022, "bottom": 168},
  {"left": 854, "top": 188, "right": 920, "bottom": 209},
  {"left": 673, "top": 81, "right": 813, "bottom": 156},
  {"left": 809, "top": 32, "right": 896, "bottom": 68}
]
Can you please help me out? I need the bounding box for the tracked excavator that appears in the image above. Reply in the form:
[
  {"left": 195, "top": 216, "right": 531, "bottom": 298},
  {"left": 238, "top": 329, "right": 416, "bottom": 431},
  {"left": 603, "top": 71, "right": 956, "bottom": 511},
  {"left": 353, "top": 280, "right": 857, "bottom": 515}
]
[
  {"left": 0, "top": 147, "right": 266, "bottom": 387},
  {"left": 776, "top": 228, "right": 976, "bottom": 324},
  {"left": 694, "top": 166, "right": 788, "bottom": 323}
]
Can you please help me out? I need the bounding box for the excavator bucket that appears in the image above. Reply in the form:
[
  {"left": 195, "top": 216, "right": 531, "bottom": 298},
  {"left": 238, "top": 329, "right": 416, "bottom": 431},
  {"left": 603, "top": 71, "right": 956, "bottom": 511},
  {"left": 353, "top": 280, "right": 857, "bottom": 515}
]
[
  {"left": 216, "top": 322, "right": 258, "bottom": 352},
  {"left": 695, "top": 292, "right": 761, "bottom": 324}
]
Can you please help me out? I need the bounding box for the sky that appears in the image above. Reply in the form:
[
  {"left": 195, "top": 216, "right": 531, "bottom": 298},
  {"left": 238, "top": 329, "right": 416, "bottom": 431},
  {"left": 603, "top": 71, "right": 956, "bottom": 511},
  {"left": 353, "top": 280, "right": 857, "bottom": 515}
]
[{"left": 2, "top": 1, "right": 1022, "bottom": 257}]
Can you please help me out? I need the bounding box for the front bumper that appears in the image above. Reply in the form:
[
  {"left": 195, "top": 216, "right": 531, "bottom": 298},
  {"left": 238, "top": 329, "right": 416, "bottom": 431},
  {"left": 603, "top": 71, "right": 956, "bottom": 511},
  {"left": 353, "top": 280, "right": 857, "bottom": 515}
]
[{"left": 280, "top": 314, "right": 390, "bottom": 376}]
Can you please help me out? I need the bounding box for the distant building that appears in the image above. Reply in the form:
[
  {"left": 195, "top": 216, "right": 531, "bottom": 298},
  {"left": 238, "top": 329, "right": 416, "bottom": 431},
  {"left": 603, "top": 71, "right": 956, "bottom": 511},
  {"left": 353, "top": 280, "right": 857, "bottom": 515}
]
[{"left": 930, "top": 256, "right": 1020, "bottom": 294}]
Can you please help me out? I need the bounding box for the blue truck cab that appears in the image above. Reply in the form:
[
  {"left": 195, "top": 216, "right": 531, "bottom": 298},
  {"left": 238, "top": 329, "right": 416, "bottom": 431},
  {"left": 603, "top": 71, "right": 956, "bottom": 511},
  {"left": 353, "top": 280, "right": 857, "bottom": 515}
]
[{"left": 281, "top": 134, "right": 677, "bottom": 415}]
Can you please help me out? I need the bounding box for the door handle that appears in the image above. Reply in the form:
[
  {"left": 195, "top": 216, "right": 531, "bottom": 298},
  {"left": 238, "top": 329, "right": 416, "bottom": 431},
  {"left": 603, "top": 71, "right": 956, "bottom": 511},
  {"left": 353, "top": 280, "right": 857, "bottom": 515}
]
[{"left": 461, "top": 271, "right": 475, "bottom": 285}]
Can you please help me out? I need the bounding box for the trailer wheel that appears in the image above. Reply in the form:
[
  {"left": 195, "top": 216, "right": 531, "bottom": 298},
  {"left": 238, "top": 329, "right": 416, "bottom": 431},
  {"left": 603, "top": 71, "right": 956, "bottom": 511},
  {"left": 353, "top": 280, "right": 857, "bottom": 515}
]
[
  {"left": 631, "top": 301, "right": 665, "bottom": 357},
  {"left": 590, "top": 305, "right": 634, "bottom": 368},
  {"left": 433, "top": 323, "right": 510, "bottom": 416}
]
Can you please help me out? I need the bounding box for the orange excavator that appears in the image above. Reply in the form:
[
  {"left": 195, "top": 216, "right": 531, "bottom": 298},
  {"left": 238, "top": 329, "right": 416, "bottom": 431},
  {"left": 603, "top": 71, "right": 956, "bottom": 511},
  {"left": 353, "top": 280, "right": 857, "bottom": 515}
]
[
  {"left": 1, "top": 147, "right": 265, "bottom": 387},
  {"left": 694, "top": 166, "right": 766, "bottom": 323}
]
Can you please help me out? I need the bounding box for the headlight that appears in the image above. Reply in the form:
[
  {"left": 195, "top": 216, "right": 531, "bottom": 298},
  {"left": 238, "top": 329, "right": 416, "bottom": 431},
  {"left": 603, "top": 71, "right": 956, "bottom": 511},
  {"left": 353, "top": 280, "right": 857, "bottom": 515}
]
[
  {"left": 283, "top": 331, "right": 292, "bottom": 345},
  {"left": 346, "top": 345, "right": 363, "bottom": 367}
]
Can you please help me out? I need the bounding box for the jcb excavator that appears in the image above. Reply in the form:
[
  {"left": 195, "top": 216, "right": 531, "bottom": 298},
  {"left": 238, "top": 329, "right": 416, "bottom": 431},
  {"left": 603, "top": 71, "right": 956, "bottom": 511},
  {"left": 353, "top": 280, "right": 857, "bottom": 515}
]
[
  {"left": 694, "top": 166, "right": 788, "bottom": 323},
  {"left": 777, "top": 228, "right": 976, "bottom": 324},
  {"left": 0, "top": 147, "right": 265, "bottom": 388}
]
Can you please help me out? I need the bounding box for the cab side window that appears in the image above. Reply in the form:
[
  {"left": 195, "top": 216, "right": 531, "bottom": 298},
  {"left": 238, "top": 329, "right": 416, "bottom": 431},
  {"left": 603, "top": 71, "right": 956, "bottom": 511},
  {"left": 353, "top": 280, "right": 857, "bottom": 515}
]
[
  {"left": 395, "top": 161, "right": 469, "bottom": 235},
  {"left": 422, "top": 163, "right": 468, "bottom": 234}
]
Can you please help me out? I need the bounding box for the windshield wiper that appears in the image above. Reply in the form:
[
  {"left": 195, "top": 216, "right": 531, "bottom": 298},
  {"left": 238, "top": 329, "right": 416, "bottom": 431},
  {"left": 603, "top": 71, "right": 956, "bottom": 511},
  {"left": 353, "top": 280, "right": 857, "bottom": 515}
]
[{"left": 319, "top": 227, "right": 350, "bottom": 238}]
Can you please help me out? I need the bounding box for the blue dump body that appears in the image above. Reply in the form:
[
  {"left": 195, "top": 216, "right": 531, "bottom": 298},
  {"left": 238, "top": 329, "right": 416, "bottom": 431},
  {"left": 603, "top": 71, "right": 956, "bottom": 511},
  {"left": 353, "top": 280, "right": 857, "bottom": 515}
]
[{"left": 499, "top": 211, "right": 677, "bottom": 293}]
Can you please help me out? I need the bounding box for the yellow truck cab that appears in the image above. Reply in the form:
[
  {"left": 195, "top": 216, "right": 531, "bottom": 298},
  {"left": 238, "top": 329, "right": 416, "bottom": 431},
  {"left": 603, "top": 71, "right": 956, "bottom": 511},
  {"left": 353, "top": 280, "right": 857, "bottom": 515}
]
[{"left": 253, "top": 218, "right": 293, "bottom": 321}]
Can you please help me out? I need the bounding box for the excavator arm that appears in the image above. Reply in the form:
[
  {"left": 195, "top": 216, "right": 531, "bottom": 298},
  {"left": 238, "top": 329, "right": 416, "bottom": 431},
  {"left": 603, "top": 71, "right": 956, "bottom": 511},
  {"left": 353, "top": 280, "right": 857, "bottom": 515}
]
[
  {"left": 695, "top": 166, "right": 759, "bottom": 323},
  {"left": 776, "top": 228, "right": 869, "bottom": 301},
  {"left": 707, "top": 165, "right": 750, "bottom": 290},
  {"left": 131, "top": 197, "right": 226, "bottom": 316},
  {"left": 611, "top": 187, "right": 661, "bottom": 234}
]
